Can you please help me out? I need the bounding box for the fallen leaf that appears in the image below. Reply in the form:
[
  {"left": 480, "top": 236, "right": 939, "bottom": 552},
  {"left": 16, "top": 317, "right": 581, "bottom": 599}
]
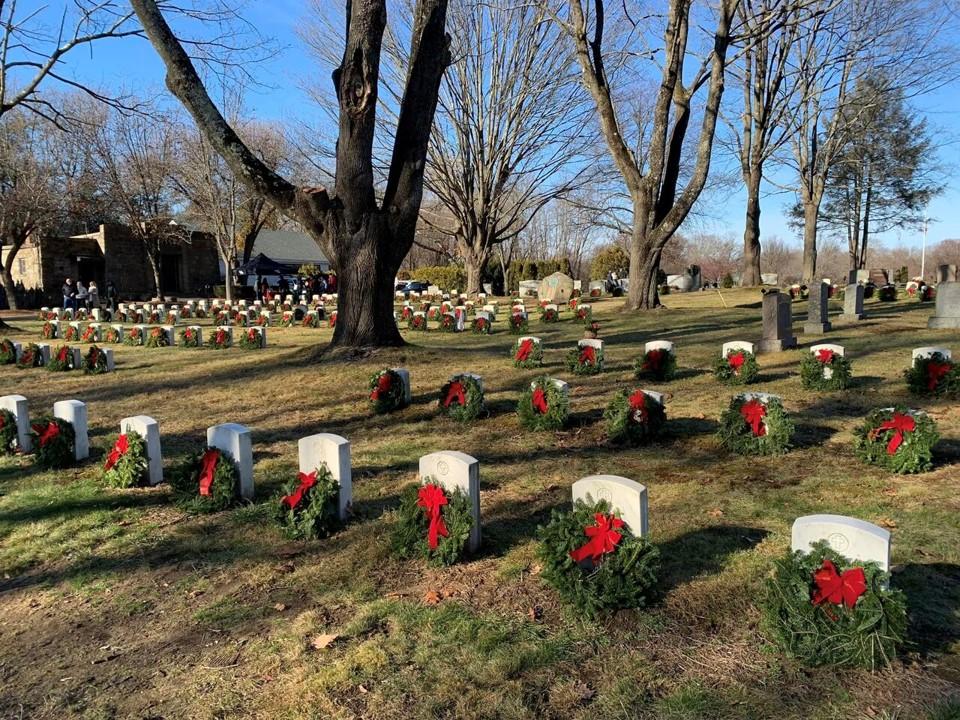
[
  {"left": 528, "top": 563, "right": 542, "bottom": 576},
  {"left": 310, "top": 634, "right": 339, "bottom": 650},
  {"left": 707, "top": 508, "right": 724, "bottom": 518},
  {"left": 878, "top": 517, "right": 898, "bottom": 529},
  {"left": 358, "top": 684, "right": 369, "bottom": 694},
  {"left": 423, "top": 590, "right": 443, "bottom": 605},
  {"left": 273, "top": 603, "right": 288, "bottom": 612}
]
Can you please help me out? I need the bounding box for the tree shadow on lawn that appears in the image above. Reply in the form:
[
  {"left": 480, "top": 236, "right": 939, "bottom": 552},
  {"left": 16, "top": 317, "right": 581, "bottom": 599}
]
[
  {"left": 934, "top": 437, "right": 960, "bottom": 466},
  {"left": 0, "top": 487, "right": 170, "bottom": 525},
  {"left": 655, "top": 525, "right": 769, "bottom": 593},
  {"left": 791, "top": 423, "right": 839, "bottom": 450},
  {"left": 894, "top": 562, "right": 960, "bottom": 660},
  {"left": 668, "top": 416, "right": 718, "bottom": 438},
  {"left": 479, "top": 498, "right": 568, "bottom": 557}
]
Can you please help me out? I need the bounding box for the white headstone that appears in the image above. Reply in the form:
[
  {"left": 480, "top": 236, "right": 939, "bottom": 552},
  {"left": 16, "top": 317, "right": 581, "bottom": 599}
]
[
  {"left": 912, "top": 346, "right": 952, "bottom": 364},
  {"left": 36, "top": 344, "right": 51, "bottom": 365},
  {"left": 215, "top": 326, "right": 234, "bottom": 344},
  {"left": 186, "top": 325, "right": 203, "bottom": 345},
  {"left": 298, "top": 433, "right": 352, "bottom": 520},
  {"left": 206, "top": 423, "right": 254, "bottom": 500},
  {"left": 102, "top": 348, "right": 115, "bottom": 371},
  {"left": 578, "top": 338, "right": 603, "bottom": 351},
  {"left": 456, "top": 372, "right": 484, "bottom": 393},
  {"left": 533, "top": 377, "right": 570, "bottom": 400},
  {"left": 53, "top": 399, "right": 88, "bottom": 461},
  {"left": 572, "top": 475, "right": 649, "bottom": 537},
  {"left": 392, "top": 367, "right": 412, "bottom": 404},
  {"left": 645, "top": 340, "right": 675, "bottom": 354},
  {"left": 791, "top": 514, "right": 891, "bottom": 571},
  {"left": 69, "top": 347, "right": 83, "bottom": 369},
  {"left": 722, "top": 340, "right": 754, "bottom": 356},
  {"left": 0, "top": 394, "right": 31, "bottom": 452},
  {"left": 419, "top": 451, "right": 481, "bottom": 553},
  {"left": 739, "top": 391, "right": 781, "bottom": 405},
  {"left": 641, "top": 389, "right": 665, "bottom": 406},
  {"left": 121, "top": 415, "right": 163, "bottom": 485},
  {"left": 811, "top": 343, "right": 845, "bottom": 380}
]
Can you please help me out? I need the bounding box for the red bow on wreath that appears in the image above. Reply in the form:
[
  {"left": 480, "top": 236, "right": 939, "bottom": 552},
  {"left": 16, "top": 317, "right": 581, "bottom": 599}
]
[
  {"left": 416, "top": 483, "right": 449, "bottom": 549},
  {"left": 532, "top": 387, "right": 548, "bottom": 414},
  {"left": 198, "top": 448, "right": 221, "bottom": 496},
  {"left": 815, "top": 349, "right": 834, "bottom": 364},
  {"left": 812, "top": 559, "right": 866, "bottom": 611},
  {"left": 868, "top": 412, "right": 916, "bottom": 455},
  {"left": 57, "top": 347, "right": 69, "bottom": 363},
  {"left": 104, "top": 434, "right": 129, "bottom": 471},
  {"left": 443, "top": 381, "right": 466, "bottom": 408},
  {"left": 370, "top": 373, "right": 392, "bottom": 401},
  {"left": 32, "top": 421, "right": 60, "bottom": 447},
  {"left": 0, "top": 415, "right": 5, "bottom": 430},
  {"left": 282, "top": 470, "right": 317, "bottom": 510},
  {"left": 628, "top": 390, "right": 648, "bottom": 422},
  {"left": 739, "top": 399, "right": 767, "bottom": 437},
  {"left": 927, "top": 361, "right": 952, "bottom": 391},
  {"left": 570, "top": 513, "right": 624, "bottom": 564},
  {"left": 579, "top": 345, "right": 596, "bottom": 365},
  {"left": 644, "top": 349, "right": 666, "bottom": 372},
  {"left": 728, "top": 352, "right": 745, "bottom": 372},
  {"left": 515, "top": 338, "right": 534, "bottom": 361}
]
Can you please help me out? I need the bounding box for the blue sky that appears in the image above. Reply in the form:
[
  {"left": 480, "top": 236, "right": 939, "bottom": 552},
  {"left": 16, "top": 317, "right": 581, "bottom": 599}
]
[{"left": 40, "top": 1, "right": 960, "bottom": 251}]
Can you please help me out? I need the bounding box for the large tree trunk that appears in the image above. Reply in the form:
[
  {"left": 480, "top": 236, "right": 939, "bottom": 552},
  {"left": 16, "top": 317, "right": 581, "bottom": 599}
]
[
  {"left": 224, "top": 266, "right": 234, "bottom": 303},
  {"left": 625, "top": 208, "right": 660, "bottom": 310},
  {"left": 1, "top": 264, "right": 18, "bottom": 311},
  {"left": 461, "top": 239, "right": 489, "bottom": 296},
  {"left": 802, "top": 201, "right": 818, "bottom": 283},
  {"left": 741, "top": 168, "right": 762, "bottom": 286}
]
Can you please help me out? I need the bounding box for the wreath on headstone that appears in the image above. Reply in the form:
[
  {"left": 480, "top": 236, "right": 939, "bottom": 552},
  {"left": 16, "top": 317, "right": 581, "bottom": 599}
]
[
  {"left": 328, "top": 311, "right": 337, "bottom": 328},
  {"left": 123, "top": 327, "right": 143, "bottom": 346},
  {"left": 800, "top": 348, "right": 852, "bottom": 391},
  {"left": 877, "top": 284, "right": 897, "bottom": 302},
  {"left": 0, "top": 338, "right": 17, "bottom": 364},
  {"left": 62, "top": 325, "right": 79, "bottom": 342},
  {"left": 179, "top": 327, "right": 201, "bottom": 347},
  {"left": 280, "top": 312, "right": 295, "bottom": 327},
  {"left": 180, "top": 306, "right": 192, "bottom": 319},
  {"left": 438, "top": 313, "right": 458, "bottom": 332},
  {"left": 509, "top": 313, "right": 529, "bottom": 334},
  {"left": 407, "top": 313, "right": 428, "bottom": 331},
  {"left": 575, "top": 305, "right": 592, "bottom": 323},
  {"left": 83, "top": 346, "right": 109, "bottom": 374},
  {"left": 46, "top": 345, "right": 74, "bottom": 372},
  {"left": 30, "top": 416, "right": 75, "bottom": 469},
  {"left": 512, "top": 337, "right": 542, "bottom": 368},
  {"left": 16, "top": 343, "right": 41, "bottom": 369},
  {"left": 717, "top": 395, "right": 793, "bottom": 455},
  {"left": 604, "top": 389, "right": 666, "bottom": 445},
  {"left": 102, "top": 327, "right": 121, "bottom": 344},
  {"left": 589, "top": 287, "right": 601, "bottom": 298},
  {"left": 369, "top": 369, "right": 406, "bottom": 414},
  {"left": 919, "top": 284, "right": 935, "bottom": 302},
  {"left": 41, "top": 321, "right": 57, "bottom": 340},
  {"left": 208, "top": 328, "right": 231, "bottom": 349},
  {"left": 471, "top": 316, "right": 492, "bottom": 335},
  {"left": 566, "top": 343, "right": 604, "bottom": 375},
  {"left": 145, "top": 327, "right": 170, "bottom": 348},
  {"left": 713, "top": 348, "right": 760, "bottom": 384},
  {"left": 904, "top": 353, "right": 959, "bottom": 398},
  {"left": 101, "top": 430, "right": 149, "bottom": 488},
  {"left": 275, "top": 464, "right": 342, "bottom": 539},
  {"left": 231, "top": 311, "right": 248, "bottom": 327},
  {"left": 147, "top": 311, "right": 161, "bottom": 324},
  {"left": 537, "top": 497, "right": 660, "bottom": 618},
  {"left": 633, "top": 348, "right": 677, "bottom": 382},
  {"left": 517, "top": 376, "right": 569, "bottom": 431},
  {"left": 391, "top": 478, "right": 474, "bottom": 566},
  {"left": 426, "top": 306, "right": 441, "bottom": 321},
  {"left": 80, "top": 325, "right": 98, "bottom": 343},
  {"left": 0, "top": 409, "right": 19, "bottom": 454},
  {"left": 438, "top": 374, "right": 484, "bottom": 422},
  {"left": 540, "top": 307, "right": 560, "bottom": 323},
  {"left": 853, "top": 407, "right": 938, "bottom": 474},
  {"left": 238, "top": 328, "right": 264, "bottom": 350},
  {"left": 762, "top": 541, "right": 906, "bottom": 670},
  {"left": 170, "top": 447, "right": 240, "bottom": 512}
]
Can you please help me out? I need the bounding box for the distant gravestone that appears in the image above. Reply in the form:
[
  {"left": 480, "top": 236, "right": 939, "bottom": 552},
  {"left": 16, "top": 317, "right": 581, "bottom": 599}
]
[
  {"left": 206, "top": 423, "right": 254, "bottom": 500},
  {"left": 121, "top": 415, "right": 163, "bottom": 485},
  {"left": 937, "top": 265, "right": 958, "bottom": 283},
  {"left": 572, "top": 475, "right": 649, "bottom": 537},
  {"left": 869, "top": 268, "right": 888, "bottom": 286},
  {"left": 841, "top": 283, "right": 865, "bottom": 321},
  {"left": 0, "top": 394, "right": 31, "bottom": 453},
  {"left": 803, "top": 281, "right": 831, "bottom": 335},
  {"left": 419, "top": 451, "right": 481, "bottom": 553},
  {"left": 791, "top": 514, "right": 890, "bottom": 571},
  {"left": 538, "top": 272, "right": 575, "bottom": 304},
  {"left": 758, "top": 291, "right": 796, "bottom": 353},
  {"left": 760, "top": 273, "right": 779, "bottom": 286},
  {"left": 299, "top": 433, "right": 352, "bottom": 520},
  {"left": 53, "top": 399, "right": 88, "bottom": 461},
  {"left": 518, "top": 280, "right": 539, "bottom": 297},
  {"left": 928, "top": 280, "right": 960, "bottom": 329}
]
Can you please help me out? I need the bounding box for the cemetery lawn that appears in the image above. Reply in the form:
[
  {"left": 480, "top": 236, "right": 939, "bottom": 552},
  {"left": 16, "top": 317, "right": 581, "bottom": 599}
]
[{"left": 1, "top": 291, "right": 960, "bottom": 720}]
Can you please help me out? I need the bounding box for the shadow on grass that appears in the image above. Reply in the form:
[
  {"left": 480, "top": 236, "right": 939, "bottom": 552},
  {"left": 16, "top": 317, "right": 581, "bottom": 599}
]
[
  {"left": 934, "top": 438, "right": 960, "bottom": 466},
  {"left": 791, "top": 423, "right": 839, "bottom": 450},
  {"left": 656, "top": 525, "right": 769, "bottom": 593},
  {"left": 668, "top": 416, "right": 718, "bottom": 438},
  {"left": 0, "top": 487, "right": 170, "bottom": 524},
  {"left": 895, "top": 562, "right": 960, "bottom": 658}
]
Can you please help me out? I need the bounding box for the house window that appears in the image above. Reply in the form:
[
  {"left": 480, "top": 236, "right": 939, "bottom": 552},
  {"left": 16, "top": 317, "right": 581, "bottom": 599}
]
[{"left": 17, "top": 259, "right": 26, "bottom": 274}]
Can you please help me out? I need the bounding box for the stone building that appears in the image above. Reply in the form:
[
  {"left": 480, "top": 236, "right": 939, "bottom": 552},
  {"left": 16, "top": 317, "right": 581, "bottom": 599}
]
[{"left": 3, "top": 222, "right": 220, "bottom": 302}]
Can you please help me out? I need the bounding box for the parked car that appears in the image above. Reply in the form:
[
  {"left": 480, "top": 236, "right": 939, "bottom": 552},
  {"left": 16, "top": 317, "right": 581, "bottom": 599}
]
[{"left": 398, "top": 281, "right": 430, "bottom": 296}]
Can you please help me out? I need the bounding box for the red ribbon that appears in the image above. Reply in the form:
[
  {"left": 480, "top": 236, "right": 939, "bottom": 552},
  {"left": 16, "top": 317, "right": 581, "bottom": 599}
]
[
  {"left": 644, "top": 349, "right": 666, "bottom": 372},
  {"left": 32, "top": 422, "right": 60, "bottom": 447},
  {"left": 515, "top": 338, "right": 534, "bottom": 361},
  {"left": 569, "top": 513, "right": 624, "bottom": 564},
  {"left": 370, "top": 372, "right": 392, "bottom": 401},
  {"left": 215, "top": 330, "right": 227, "bottom": 345},
  {"left": 247, "top": 329, "right": 258, "bottom": 342},
  {"left": 739, "top": 399, "right": 767, "bottom": 437},
  {"left": 57, "top": 347, "right": 69, "bottom": 363},
  {"left": 104, "top": 434, "right": 129, "bottom": 471},
  {"left": 815, "top": 349, "right": 834, "bottom": 364},
  {"left": 443, "top": 381, "right": 466, "bottom": 408},
  {"left": 184, "top": 329, "right": 194, "bottom": 341},
  {"left": 198, "top": 449, "right": 220, "bottom": 496},
  {"left": 282, "top": 470, "right": 317, "bottom": 510},
  {"left": 628, "top": 390, "right": 648, "bottom": 422},
  {"left": 927, "top": 361, "right": 952, "bottom": 391},
  {"left": 728, "top": 352, "right": 745, "bottom": 372},
  {"left": 532, "top": 387, "right": 548, "bottom": 414},
  {"left": 579, "top": 346, "right": 596, "bottom": 365},
  {"left": 869, "top": 412, "right": 916, "bottom": 455},
  {"left": 812, "top": 559, "right": 867, "bottom": 611},
  {"left": 416, "top": 483, "right": 449, "bottom": 550}
]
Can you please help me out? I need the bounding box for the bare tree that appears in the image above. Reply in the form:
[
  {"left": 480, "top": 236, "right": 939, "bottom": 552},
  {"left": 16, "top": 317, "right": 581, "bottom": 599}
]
[
  {"left": 129, "top": 0, "right": 451, "bottom": 348},
  {"left": 549, "top": 0, "right": 738, "bottom": 310}
]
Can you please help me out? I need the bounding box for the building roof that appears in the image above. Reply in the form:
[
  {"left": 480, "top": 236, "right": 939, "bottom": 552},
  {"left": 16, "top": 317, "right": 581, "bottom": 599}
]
[{"left": 250, "top": 230, "right": 329, "bottom": 267}]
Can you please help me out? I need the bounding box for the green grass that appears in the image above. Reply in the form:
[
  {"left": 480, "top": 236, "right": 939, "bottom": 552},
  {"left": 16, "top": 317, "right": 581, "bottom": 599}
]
[{"left": 0, "top": 290, "right": 958, "bottom": 718}]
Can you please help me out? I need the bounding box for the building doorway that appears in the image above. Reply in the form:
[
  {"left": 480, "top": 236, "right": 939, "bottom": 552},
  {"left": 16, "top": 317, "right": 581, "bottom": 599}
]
[{"left": 159, "top": 254, "right": 182, "bottom": 293}]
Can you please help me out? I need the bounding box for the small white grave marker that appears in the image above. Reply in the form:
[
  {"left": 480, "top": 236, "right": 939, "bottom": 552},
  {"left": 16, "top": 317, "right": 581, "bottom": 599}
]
[
  {"left": 299, "top": 433, "right": 352, "bottom": 520},
  {"left": 53, "top": 399, "right": 88, "bottom": 461},
  {"left": 392, "top": 368, "right": 412, "bottom": 404},
  {"left": 419, "top": 451, "right": 481, "bottom": 552},
  {"left": 912, "top": 346, "right": 951, "bottom": 364},
  {"left": 121, "top": 415, "right": 163, "bottom": 485},
  {"left": 206, "top": 423, "right": 254, "bottom": 500},
  {"left": 791, "top": 514, "right": 890, "bottom": 571},
  {"left": 645, "top": 340, "right": 674, "bottom": 354},
  {"left": 722, "top": 340, "right": 754, "bottom": 356},
  {"left": 0, "top": 394, "right": 31, "bottom": 452},
  {"left": 811, "top": 343, "right": 845, "bottom": 379},
  {"left": 572, "top": 475, "right": 649, "bottom": 537}
]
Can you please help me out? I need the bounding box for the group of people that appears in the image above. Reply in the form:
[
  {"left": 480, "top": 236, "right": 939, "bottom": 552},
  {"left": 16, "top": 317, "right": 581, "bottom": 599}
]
[
  {"left": 256, "top": 272, "right": 337, "bottom": 302},
  {"left": 61, "top": 278, "right": 119, "bottom": 312}
]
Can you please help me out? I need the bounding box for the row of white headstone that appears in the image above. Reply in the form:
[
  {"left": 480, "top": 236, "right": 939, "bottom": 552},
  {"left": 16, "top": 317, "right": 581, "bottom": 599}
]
[
  {"left": 722, "top": 340, "right": 952, "bottom": 367},
  {"left": 6, "top": 342, "right": 116, "bottom": 372}
]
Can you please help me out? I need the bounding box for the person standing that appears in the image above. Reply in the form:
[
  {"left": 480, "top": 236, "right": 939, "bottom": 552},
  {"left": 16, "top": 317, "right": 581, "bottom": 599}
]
[
  {"left": 105, "top": 280, "right": 119, "bottom": 314},
  {"left": 62, "top": 278, "right": 75, "bottom": 310},
  {"left": 88, "top": 281, "right": 100, "bottom": 311},
  {"left": 76, "top": 280, "right": 88, "bottom": 310}
]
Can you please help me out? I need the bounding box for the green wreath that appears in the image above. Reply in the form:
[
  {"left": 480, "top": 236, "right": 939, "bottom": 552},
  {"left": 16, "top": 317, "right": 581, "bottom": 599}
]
[
  {"left": 169, "top": 447, "right": 241, "bottom": 512},
  {"left": 604, "top": 389, "right": 666, "bottom": 445},
  {"left": 101, "top": 430, "right": 149, "bottom": 488},
  {"left": 123, "top": 327, "right": 143, "bottom": 346},
  {"left": 208, "top": 328, "right": 232, "bottom": 349},
  {"left": 537, "top": 498, "right": 660, "bottom": 619},
  {"left": 438, "top": 374, "right": 484, "bottom": 422},
  {"left": 407, "top": 313, "right": 428, "bottom": 331},
  {"left": 518, "top": 376, "right": 569, "bottom": 431},
  {"left": 275, "top": 464, "right": 342, "bottom": 539},
  {"left": 80, "top": 326, "right": 98, "bottom": 343},
  {"left": 471, "top": 316, "right": 492, "bottom": 334},
  {"left": 717, "top": 395, "right": 793, "bottom": 456},
  {"left": 369, "top": 369, "right": 406, "bottom": 413},
  {"left": 539, "top": 307, "right": 560, "bottom": 323},
  {"left": 16, "top": 343, "right": 41, "bottom": 369},
  {"left": 762, "top": 541, "right": 906, "bottom": 669},
  {"left": 574, "top": 305, "right": 593, "bottom": 323},
  {"left": 62, "top": 326, "right": 79, "bottom": 342},
  {"left": 145, "top": 327, "right": 170, "bottom": 348},
  {"left": 238, "top": 328, "right": 264, "bottom": 349},
  {"left": 566, "top": 344, "right": 604, "bottom": 375},
  {"left": 714, "top": 349, "right": 760, "bottom": 384},
  {"left": 40, "top": 321, "right": 58, "bottom": 340},
  {"left": 302, "top": 313, "right": 319, "bottom": 328},
  {"left": 853, "top": 407, "right": 938, "bottom": 474},
  {"left": 904, "top": 353, "right": 959, "bottom": 398},
  {"left": 46, "top": 345, "right": 74, "bottom": 372},
  {"left": 280, "top": 312, "right": 295, "bottom": 327},
  {"left": 512, "top": 337, "right": 543, "bottom": 368},
  {"left": 0, "top": 338, "right": 17, "bottom": 364},
  {"left": 179, "top": 327, "right": 201, "bottom": 347},
  {"left": 30, "top": 416, "right": 76, "bottom": 469},
  {"left": 0, "top": 408, "right": 18, "bottom": 454},
  {"left": 509, "top": 313, "right": 529, "bottom": 334},
  {"left": 391, "top": 479, "right": 474, "bottom": 566},
  {"left": 878, "top": 284, "right": 897, "bottom": 302},
  {"left": 633, "top": 348, "right": 677, "bottom": 381},
  {"left": 102, "top": 327, "right": 122, "bottom": 344},
  {"left": 800, "top": 349, "right": 852, "bottom": 391},
  {"left": 83, "top": 346, "right": 110, "bottom": 374}
]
